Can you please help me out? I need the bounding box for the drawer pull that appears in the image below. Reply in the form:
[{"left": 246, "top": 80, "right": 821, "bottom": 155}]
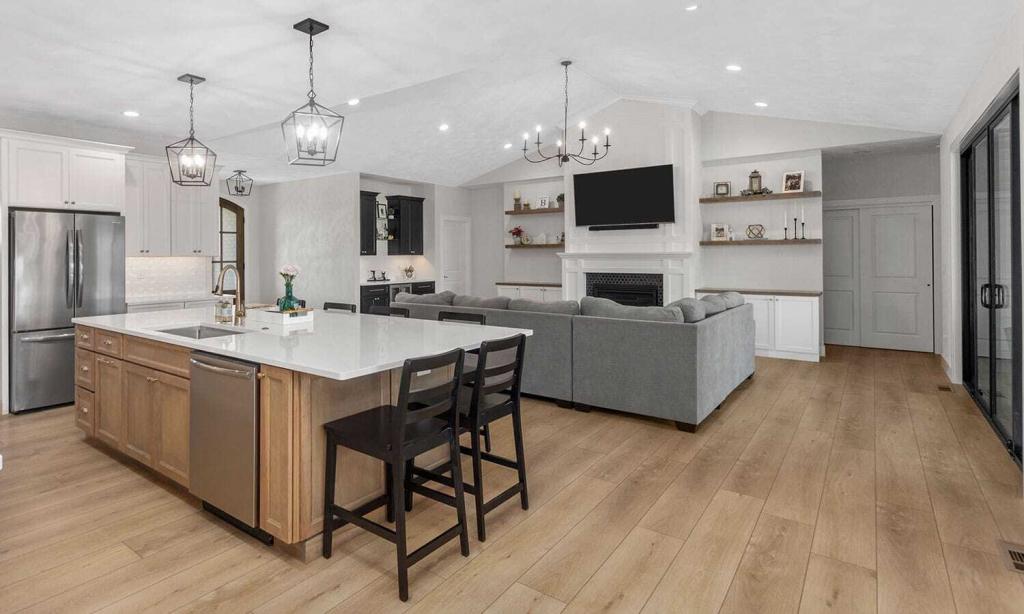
[
  {"left": 97, "top": 358, "right": 114, "bottom": 365},
  {"left": 80, "top": 334, "right": 90, "bottom": 340},
  {"left": 146, "top": 376, "right": 158, "bottom": 383},
  {"left": 80, "top": 365, "right": 90, "bottom": 372},
  {"left": 103, "top": 339, "right": 113, "bottom": 346}
]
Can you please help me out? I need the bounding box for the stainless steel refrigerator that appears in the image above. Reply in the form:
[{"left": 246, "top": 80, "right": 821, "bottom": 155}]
[{"left": 9, "top": 209, "right": 125, "bottom": 413}]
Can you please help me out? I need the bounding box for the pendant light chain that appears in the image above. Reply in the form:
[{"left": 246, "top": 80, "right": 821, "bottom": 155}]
[
  {"left": 562, "top": 62, "right": 569, "bottom": 152},
  {"left": 188, "top": 79, "right": 196, "bottom": 137},
  {"left": 307, "top": 31, "right": 316, "bottom": 101}
]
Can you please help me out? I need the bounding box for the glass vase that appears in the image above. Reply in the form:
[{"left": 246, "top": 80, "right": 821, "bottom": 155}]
[{"left": 277, "top": 279, "right": 300, "bottom": 312}]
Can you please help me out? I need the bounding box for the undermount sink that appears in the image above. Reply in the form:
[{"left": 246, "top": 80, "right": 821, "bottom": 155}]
[{"left": 158, "top": 325, "right": 248, "bottom": 340}]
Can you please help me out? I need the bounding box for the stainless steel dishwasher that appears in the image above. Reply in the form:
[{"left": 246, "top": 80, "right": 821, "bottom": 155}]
[{"left": 188, "top": 351, "right": 272, "bottom": 543}]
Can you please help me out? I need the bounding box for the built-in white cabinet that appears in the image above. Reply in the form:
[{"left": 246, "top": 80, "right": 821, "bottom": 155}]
[
  {"left": 2, "top": 136, "right": 125, "bottom": 211},
  {"left": 697, "top": 291, "right": 821, "bottom": 362},
  {"left": 496, "top": 284, "right": 563, "bottom": 302},
  {"left": 125, "top": 158, "right": 172, "bottom": 256},
  {"left": 171, "top": 183, "right": 219, "bottom": 257}
]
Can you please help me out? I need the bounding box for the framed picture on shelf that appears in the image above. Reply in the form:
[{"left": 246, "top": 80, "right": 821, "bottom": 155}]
[
  {"left": 376, "top": 204, "right": 387, "bottom": 219},
  {"left": 709, "top": 223, "right": 730, "bottom": 242},
  {"left": 782, "top": 171, "right": 805, "bottom": 193},
  {"left": 537, "top": 196, "right": 550, "bottom": 209},
  {"left": 713, "top": 181, "right": 731, "bottom": 197}
]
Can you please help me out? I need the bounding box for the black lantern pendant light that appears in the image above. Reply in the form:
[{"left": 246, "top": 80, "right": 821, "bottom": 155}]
[
  {"left": 522, "top": 61, "right": 611, "bottom": 167},
  {"left": 226, "top": 170, "right": 253, "bottom": 196},
  {"left": 166, "top": 74, "right": 217, "bottom": 186},
  {"left": 281, "top": 18, "right": 344, "bottom": 166}
]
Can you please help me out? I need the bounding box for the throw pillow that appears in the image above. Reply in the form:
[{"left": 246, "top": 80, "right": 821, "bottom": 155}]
[
  {"left": 454, "top": 295, "right": 511, "bottom": 309},
  {"left": 393, "top": 291, "right": 455, "bottom": 305},
  {"left": 700, "top": 294, "right": 727, "bottom": 315},
  {"left": 666, "top": 297, "right": 707, "bottom": 322},
  {"left": 720, "top": 292, "right": 745, "bottom": 309},
  {"left": 507, "top": 298, "right": 580, "bottom": 315}
]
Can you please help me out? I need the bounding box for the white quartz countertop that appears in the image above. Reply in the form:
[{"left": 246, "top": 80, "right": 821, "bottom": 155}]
[{"left": 73, "top": 308, "right": 531, "bottom": 381}]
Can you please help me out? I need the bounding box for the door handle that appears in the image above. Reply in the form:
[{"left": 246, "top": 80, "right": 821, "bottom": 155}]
[
  {"left": 21, "top": 332, "right": 76, "bottom": 343},
  {"left": 981, "top": 283, "right": 991, "bottom": 308},
  {"left": 75, "top": 229, "right": 84, "bottom": 308},
  {"left": 189, "top": 358, "right": 253, "bottom": 379},
  {"left": 66, "top": 230, "right": 74, "bottom": 308},
  {"left": 995, "top": 284, "right": 1006, "bottom": 309}
]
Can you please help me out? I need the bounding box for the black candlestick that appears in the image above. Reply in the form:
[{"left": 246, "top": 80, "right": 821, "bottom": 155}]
[
  {"left": 801, "top": 222, "right": 806, "bottom": 240},
  {"left": 784, "top": 226, "right": 789, "bottom": 240},
  {"left": 793, "top": 218, "right": 798, "bottom": 240}
]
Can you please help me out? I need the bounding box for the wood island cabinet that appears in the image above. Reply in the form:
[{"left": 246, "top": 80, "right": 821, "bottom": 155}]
[
  {"left": 123, "top": 363, "right": 158, "bottom": 466},
  {"left": 94, "top": 355, "right": 125, "bottom": 449}
]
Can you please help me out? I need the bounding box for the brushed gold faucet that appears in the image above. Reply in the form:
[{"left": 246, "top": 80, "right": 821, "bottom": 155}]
[{"left": 214, "top": 264, "right": 245, "bottom": 323}]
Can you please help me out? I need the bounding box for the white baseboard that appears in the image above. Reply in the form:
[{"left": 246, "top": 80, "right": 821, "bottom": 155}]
[{"left": 755, "top": 348, "right": 820, "bottom": 363}]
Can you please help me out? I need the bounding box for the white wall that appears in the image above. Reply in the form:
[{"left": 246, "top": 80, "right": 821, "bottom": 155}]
[
  {"left": 470, "top": 187, "right": 503, "bottom": 296},
  {"left": 702, "top": 111, "right": 935, "bottom": 162},
  {"left": 823, "top": 148, "right": 940, "bottom": 202},
  {"left": 250, "top": 173, "right": 361, "bottom": 309}
]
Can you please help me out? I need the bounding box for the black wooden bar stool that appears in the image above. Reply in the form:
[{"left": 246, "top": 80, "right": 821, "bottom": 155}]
[
  {"left": 436, "top": 310, "right": 491, "bottom": 451},
  {"left": 322, "top": 348, "right": 470, "bottom": 601},
  {"left": 413, "top": 333, "right": 528, "bottom": 542},
  {"left": 369, "top": 305, "right": 410, "bottom": 317}
]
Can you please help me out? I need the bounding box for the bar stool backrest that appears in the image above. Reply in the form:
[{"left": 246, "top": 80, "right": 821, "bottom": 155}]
[
  {"left": 324, "top": 302, "right": 357, "bottom": 313},
  {"left": 393, "top": 348, "right": 465, "bottom": 450},
  {"left": 437, "top": 311, "right": 486, "bottom": 325},
  {"left": 470, "top": 334, "right": 527, "bottom": 409}
]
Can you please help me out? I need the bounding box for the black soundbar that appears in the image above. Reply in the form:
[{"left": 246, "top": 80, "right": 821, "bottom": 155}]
[{"left": 587, "top": 223, "right": 659, "bottom": 231}]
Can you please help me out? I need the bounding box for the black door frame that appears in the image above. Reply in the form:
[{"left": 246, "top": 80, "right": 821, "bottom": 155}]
[{"left": 960, "top": 82, "right": 1022, "bottom": 463}]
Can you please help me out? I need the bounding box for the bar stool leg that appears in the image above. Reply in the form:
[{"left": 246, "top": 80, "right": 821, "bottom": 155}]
[
  {"left": 512, "top": 406, "right": 529, "bottom": 510},
  {"left": 323, "top": 435, "right": 338, "bottom": 558},
  {"left": 385, "top": 462, "right": 395, "bottom": 523},
  {"left": 482, "top": 424, "right": 492, "bottom": 452},
  {"left": 393, "top": 458, "right": 410, "bottom": 602},
  {"left": 470, "top": 425, "right": 487, "bottom": 542},
  {"left": 448, "top": 432, "right": 471, "bottom": 556},
  {"left": 404, "top": 459, "right": 414, "bottom": 512}
]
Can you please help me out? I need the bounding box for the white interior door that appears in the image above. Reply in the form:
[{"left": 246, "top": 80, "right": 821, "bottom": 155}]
[
  {"left": 859, "top": 204, "right": 934, "bottom": 352},
  {"left": 440, "top": 216, "right": 471, "bottom": 295},
  {"left": 823, "top": 209, "right": 860, "bottom": 346}
]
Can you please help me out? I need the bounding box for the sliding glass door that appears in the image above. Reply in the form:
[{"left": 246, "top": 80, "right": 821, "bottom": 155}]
[{"left": 962, "top": 90, "right": 1021, "bottom": 463}]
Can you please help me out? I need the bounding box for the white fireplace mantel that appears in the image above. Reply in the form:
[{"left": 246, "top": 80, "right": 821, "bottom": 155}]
[{"left": 558, "top": 251, "right": 694, "bottom": 304}]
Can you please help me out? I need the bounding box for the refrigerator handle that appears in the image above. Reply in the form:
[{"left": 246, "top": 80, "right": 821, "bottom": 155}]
[
  {"left": 76, "top": 229, "right": 84, "bottom": 308},
  {"left": 65, "top": 230, "right": 74, "bottom": 308}
]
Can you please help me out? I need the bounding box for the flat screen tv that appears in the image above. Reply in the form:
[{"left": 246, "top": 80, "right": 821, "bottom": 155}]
[{"left": 573, "top": 164, "right": 675, "bottom": 227}]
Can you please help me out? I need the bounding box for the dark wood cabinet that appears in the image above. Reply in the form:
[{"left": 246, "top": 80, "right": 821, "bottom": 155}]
[
  {"left": 386, "top": 196, "right": 424, "bottom": 256},
  {"left": 359, "top": 191, "right": 378, "bottom": 256},
  {"left": 411, "top": 281, "right": 435, "bottom": 295},
  {"left": 359, "top": 284, "right": 390, "bottom": 313}
]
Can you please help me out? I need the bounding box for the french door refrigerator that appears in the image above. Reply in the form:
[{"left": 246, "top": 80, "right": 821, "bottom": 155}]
[{"left": 9, "top": 209, "right": 125, "bottom": 413}]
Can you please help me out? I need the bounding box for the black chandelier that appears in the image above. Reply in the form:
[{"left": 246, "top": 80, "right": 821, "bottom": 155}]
[
  {"left": 226, "top": 170, "right": 253, "bottom": 196},
  {"left": 165, "top": 74, "right": 217, "bottom": 186},
  {"left": 281, "top": 18, "right": 344, "bottom": 166},
  {"left": 522, "top": 61, "right": 611, "bottom": 167}
]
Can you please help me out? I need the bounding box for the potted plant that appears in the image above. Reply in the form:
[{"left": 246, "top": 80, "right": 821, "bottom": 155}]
[
  {"left": 556, "top": 193, "right": 564, "bottom": 207},
  {"left": 509, "top": 226, "right": 525, "bottom": 245}
]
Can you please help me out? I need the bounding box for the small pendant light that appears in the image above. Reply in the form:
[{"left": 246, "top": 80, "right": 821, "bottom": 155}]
[
  {"left": 226, "top": 170, "right": 253, "bottom": 196},
  {"left": 165, "top": 74, "right": 217, "bottom": 186},
  {"left": 281, "top": 18, "right": 344, "bottom": 166}
]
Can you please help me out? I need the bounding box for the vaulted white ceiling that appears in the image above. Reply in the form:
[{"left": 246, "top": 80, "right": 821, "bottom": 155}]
[{"left": 0, "top": 0, "right": 1015, "bottom": 186}]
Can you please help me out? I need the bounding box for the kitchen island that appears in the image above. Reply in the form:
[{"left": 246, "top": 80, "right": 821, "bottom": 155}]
[{"left": 71, "top": 307, "right": 531, "bottom": 558}]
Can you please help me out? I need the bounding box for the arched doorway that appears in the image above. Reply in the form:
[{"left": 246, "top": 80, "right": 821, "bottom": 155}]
[{"left": 216, "top": 198, "right": 245, "bottom": 304}]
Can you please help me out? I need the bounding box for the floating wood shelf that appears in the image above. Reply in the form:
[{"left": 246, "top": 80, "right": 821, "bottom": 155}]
[
  {"left": 699, "top": 239, "right": 822, "bottom": 246},
  {"left": 699, "top": 191, "right": 823, "bottom": 204},
  {"left": 505, "top": 207, "right": 565, "bottom": 216},
  {"left": 505, "top": 242, "right": 565, "bottom": 249}
]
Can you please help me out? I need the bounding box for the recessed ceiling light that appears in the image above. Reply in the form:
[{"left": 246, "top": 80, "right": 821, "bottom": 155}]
[
  {"left": 439, "top": 123, "right": 449, "bottom": 132},
  {"left": 347, "top": 98, "right": 359, "bottom": 106},
  {"left": 684, "top": 4, "right": 699, "bottom": 11},
  {"left": 122, "top": 110, "right": 140, "bottom": 117},
  {"left": 754, "top": 101, "right": 768, "bottom": 108},
  {"left": 725, "top": 65, "right": 742, "bottom": 72},
  {"left": 503, "top": 143, "right": 512, "bottom": 149}
]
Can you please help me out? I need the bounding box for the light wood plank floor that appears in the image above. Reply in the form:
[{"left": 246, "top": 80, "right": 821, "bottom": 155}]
[{"left": 2, "top": 347, "right": 1023, "bottom": 613}]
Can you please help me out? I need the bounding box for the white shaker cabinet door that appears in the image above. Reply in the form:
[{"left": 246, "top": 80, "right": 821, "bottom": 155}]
[
  {"left": 773, "top": 296, "right": 820, "bottom": 356},
  {"left": 496, "top": 286, "right": 519, "bottom": 299},
  {"left": 143, "top": 163, "right": 172, "bottom": 256},
  {"left": 519, "top": 287, "right": 544, "bottom": 301},
  {"left": 5, "top": 139, "right": 69, "bottom": 208},
  {"left": 744, "top": 294, "right": 775, "bottom": 352},
  {"left": 68, "top": 148, "right": 124, "bottom": 211}
]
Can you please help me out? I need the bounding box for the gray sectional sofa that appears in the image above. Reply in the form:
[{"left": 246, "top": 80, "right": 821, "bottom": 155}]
[{"left": 391, "top": 291, "right": 754, "bottom": 430}]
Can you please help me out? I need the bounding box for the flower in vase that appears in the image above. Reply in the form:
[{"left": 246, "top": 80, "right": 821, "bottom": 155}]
[{"left": 279, "top": 264, "right": 301, "bottom": 282}]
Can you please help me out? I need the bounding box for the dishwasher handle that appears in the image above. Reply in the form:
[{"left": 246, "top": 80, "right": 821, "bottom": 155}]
[{"left": 189, "top": 357, "right": 254, "bottom": 379}]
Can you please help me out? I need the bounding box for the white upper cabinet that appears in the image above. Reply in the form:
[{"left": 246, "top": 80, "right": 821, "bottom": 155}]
[
  {"left": 171, "top": 182, "right": 219, "bottom": 257},
  {"left": 5, "top": 139, "right": 69, "bottom": 208},
  {"left": 2, "top": 136, "right": 126, "bottom": 212},
  {"left": 68, "top": 148, "right": 124, "bottom": 210},
  {"left": 125, "top": 158, "right": 172, "bottom": 256}
]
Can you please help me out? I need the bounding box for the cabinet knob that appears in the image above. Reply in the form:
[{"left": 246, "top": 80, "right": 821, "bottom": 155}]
[
  {"left": 256, "top": 372, "right": 267, "bottom": 381},
  {"left": 71, "top": 201, "right": 76, "bottom": 205},
  {"left": 64, "top": 200, "right": 69, "bottom": 205},
  {"left": 81, "top": 406, "right": 89, "bottom": 414},
  {"left": 103, "top": 339, "right": 113, "bottom": 346},
  {"left": 80, "top": 365, "right": 89, "bottom": 372},
  {"left": 80, "top": 333, "right": 89, "bottom": 340}
]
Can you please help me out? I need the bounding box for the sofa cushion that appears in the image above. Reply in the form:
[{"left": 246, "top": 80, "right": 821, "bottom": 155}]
[
  {"left": 700, "top": 294, "right": 727, "bottom": 315},
  {"left": 454, "top": 295, "right": 511, "bottom": 309},
  {"left": 720, "top": 292, "right": 745, "bottom": 309},
  {"left": 666, "top": 297, "right": 707, "bottom": 323},
  {"left": 393, "top": 290, "right": 455, "bottom": 305},
  {"left": 508, "top": 298, "right": 580, "bottom": 315},
  {"left": 580, "top": 296, "right": 684, "bottom": 322}
]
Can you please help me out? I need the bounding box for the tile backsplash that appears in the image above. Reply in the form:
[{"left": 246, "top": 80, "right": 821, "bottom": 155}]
[{"left": 126, "top": 257, "right": 212, "bottom": 299}]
